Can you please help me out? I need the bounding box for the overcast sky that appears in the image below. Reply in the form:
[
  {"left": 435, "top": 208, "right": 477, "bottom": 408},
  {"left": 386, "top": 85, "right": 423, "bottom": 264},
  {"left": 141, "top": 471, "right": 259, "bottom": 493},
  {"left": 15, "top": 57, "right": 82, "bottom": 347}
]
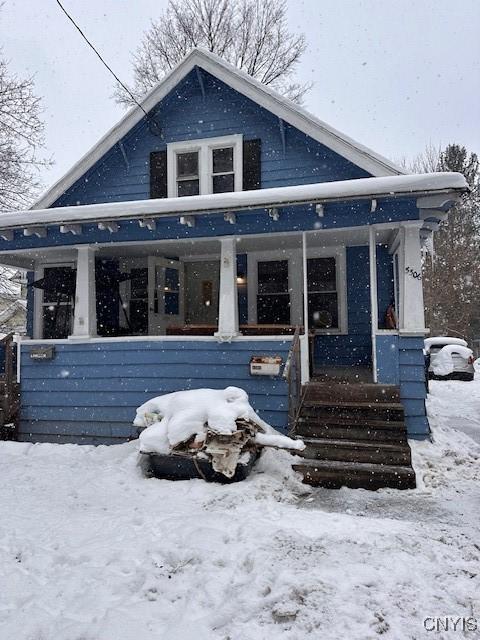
[{"left": 2, "top": 0, "right": 479, "bottom": 189}]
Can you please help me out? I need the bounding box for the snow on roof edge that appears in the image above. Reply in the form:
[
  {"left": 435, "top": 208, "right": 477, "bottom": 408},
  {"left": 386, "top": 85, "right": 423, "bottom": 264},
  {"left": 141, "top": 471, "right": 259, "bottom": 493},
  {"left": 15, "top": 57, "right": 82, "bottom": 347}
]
[
  {"left": 32, "top": 48, "right": 404, "bottom": 211},
  {"left": 2, "top": 172, "right": 468, "bottom": 231}
]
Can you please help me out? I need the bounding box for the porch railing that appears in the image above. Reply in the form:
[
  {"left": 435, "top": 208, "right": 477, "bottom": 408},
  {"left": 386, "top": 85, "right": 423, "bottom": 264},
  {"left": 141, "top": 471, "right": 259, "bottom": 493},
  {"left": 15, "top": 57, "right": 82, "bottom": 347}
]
[{"left": 283, "top": 326, "right": 303, "bottom": 435}]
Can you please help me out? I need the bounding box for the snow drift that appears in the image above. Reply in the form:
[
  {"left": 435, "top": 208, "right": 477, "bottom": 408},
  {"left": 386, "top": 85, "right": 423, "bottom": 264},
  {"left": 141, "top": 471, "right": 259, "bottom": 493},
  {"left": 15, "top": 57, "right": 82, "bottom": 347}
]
[{"left": 134, "top": 387, "right": 304, "bottom": 478}]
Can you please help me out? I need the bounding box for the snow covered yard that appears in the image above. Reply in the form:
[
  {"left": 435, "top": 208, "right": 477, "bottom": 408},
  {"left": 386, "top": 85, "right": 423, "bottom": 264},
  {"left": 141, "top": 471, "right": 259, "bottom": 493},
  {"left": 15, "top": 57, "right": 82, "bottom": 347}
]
[{"left": 1, "top": 379, "right": 480, "bottom": 640}]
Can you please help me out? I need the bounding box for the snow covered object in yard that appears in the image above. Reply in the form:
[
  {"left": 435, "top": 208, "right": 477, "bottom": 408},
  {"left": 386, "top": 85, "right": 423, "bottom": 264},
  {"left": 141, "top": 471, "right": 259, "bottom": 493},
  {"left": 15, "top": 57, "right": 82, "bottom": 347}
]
[
  {"left": 425, "top": 337, "right": 475, "bottom": 381},
  {"left": 134, "top": 387, "right": 304, "bottom": 479}
]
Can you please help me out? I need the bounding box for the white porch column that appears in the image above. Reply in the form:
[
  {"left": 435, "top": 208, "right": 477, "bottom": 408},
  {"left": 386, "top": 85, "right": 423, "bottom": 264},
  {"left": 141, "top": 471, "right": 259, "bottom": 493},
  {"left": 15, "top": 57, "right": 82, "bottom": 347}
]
[
  {"left": 71, "top": 245, "right": 97, "bottom": 338},
  {"left": 300, "top": 231, "right": 310, "bottom": 384},
  {"left": 399, "top": 223, "right": 427, "bottom": 334},
  {"left": 369, "top": 226, "right": 378, "bottom": 382},
  {"left": 215, "top": 237, "right": 239, "bottom": 341}
]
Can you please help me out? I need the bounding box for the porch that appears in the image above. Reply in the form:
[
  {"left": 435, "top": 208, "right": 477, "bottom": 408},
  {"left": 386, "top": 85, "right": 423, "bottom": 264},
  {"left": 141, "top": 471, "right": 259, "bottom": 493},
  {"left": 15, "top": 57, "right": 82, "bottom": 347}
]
[{"left": 22, "top": 223, "right": 425, "bottom": 382}]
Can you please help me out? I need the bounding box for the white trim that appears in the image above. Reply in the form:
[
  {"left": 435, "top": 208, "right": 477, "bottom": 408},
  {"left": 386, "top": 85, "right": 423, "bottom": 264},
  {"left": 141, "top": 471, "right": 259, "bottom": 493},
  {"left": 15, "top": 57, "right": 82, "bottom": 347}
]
[
  {"left": 71, "top": 246, "right": 97, "bottom": 338},
  {"left": 167, "top": 134, "right": 242, "bottom": 198},
  {"left": 247, "top": 249, "right": 301, "bottom": 326},
  {"left": 0, "top": 173, "right": 467, "bottom": 231},
  {"left": 32, "top": 48, "right": 405, "bottom": 211},
  {"left": 16, "top": 335, "right": 21, "bottom": 383},
  {"left": 21, "top": 334, "right": 294, "bottom": 346},
  {"left": 214, "top": 237, "right": 239, "bottom": 341},
  {"left": 300, "top": 232, "right": 310, "bottom": 384},
  {"left": 369, "top": 226, "right": 378, "bottom": 383}
]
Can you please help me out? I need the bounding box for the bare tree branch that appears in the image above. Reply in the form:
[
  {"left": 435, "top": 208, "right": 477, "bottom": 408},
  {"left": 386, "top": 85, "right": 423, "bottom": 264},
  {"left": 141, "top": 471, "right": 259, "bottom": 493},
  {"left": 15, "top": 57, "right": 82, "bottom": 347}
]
[
  {"left": 114, "top": 0, "right": 310, "bottom": 107},
  {"left": 0, "top": 55, "right": 51, "bottom": 212}
]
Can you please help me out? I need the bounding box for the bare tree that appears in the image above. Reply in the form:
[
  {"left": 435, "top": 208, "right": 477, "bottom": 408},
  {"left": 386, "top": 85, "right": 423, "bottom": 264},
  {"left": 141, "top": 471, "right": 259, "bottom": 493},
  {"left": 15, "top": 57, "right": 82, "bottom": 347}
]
[
  {"left": 414, "top": 144, "right": 480, "bottom": 342},
  {"left": 115, "top": 0, "right": 309, "bottom": 107},
  {"left": 0, "top": 55, "right": 50, "bottom": 212}
]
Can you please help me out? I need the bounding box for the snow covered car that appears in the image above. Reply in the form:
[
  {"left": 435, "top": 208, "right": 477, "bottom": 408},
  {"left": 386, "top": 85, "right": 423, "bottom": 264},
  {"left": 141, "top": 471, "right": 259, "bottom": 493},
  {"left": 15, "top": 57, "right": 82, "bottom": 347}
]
[{"left": 424, "top": 337, "right": 475, "bottom": 381}]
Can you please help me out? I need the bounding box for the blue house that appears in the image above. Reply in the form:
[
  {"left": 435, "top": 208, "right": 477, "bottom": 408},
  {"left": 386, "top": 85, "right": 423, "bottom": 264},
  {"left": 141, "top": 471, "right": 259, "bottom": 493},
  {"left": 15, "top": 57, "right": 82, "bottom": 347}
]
[{"left": 0, "top": 50, "right": 467, "bottom": 484}]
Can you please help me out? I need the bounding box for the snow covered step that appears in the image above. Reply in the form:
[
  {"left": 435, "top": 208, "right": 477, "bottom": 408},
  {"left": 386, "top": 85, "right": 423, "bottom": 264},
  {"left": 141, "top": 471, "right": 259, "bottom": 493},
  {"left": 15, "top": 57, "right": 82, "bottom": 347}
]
[
  {"left": 292, "top": 459, "right": 416, "bottom": 490},
  {"left": 298, "top": 438, "right": 412, "bottom": 466}
]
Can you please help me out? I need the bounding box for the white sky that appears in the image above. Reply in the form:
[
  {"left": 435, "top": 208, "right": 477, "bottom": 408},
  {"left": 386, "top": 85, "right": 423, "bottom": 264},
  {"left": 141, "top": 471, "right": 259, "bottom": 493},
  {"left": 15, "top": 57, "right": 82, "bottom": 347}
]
[{"left": 2, "top": 0, "right": 479, "bottom": 189}]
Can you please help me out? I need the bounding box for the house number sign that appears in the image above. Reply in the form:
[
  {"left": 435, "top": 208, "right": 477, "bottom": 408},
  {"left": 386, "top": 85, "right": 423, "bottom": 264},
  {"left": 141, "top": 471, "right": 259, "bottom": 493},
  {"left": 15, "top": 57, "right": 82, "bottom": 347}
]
[{"left": 405, "top": 266, "right": 422, "bottom": 281}]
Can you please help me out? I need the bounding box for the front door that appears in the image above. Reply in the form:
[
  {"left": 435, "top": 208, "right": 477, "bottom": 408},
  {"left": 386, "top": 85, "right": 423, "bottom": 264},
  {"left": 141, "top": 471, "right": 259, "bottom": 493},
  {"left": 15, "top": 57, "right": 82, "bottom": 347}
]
[{"left": 148, "top": 257, "right": 184, "bottom": 335}]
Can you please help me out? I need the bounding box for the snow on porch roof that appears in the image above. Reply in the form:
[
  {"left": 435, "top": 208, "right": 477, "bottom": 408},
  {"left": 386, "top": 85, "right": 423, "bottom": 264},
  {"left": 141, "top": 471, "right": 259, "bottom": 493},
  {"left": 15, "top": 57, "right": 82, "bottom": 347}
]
[
  {"left": 33, "top": 48, "right": 405, "bottom": 211},
  {"left": 0, "top": 173, "right": 468, "bottom": 231}
]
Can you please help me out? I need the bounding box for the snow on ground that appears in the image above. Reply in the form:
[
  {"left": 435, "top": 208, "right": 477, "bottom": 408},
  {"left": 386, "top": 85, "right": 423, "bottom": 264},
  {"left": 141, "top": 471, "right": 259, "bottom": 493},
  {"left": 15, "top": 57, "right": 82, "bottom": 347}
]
[{"left": 1, "top": 377, "right": 480, "bottom": 639}]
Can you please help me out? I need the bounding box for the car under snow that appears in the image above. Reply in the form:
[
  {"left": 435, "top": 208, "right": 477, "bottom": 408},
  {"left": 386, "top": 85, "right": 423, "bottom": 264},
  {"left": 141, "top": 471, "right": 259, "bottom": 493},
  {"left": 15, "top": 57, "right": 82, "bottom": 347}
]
[{"left": 424, "top": 337, "right": 475, "bottom": 381}]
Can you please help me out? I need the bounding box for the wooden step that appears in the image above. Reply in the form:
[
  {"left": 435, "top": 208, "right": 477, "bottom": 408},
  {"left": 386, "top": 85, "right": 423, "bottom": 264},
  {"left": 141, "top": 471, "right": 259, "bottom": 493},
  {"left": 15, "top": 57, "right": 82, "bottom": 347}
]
[
  {"left": 292, "top": 459, "right": 416, "bottom": 490},
  {"left": 304, "top": 382, "right": 400, "bottom": 403},
  {"left": 301, "top": 401, "right": 404, "bottom": 422},
  {"left": 295, "top": 422, "right": 407, "bottom": 443},
  {"left": 298, "top": 438, "right": 412, "bottom": 465}
]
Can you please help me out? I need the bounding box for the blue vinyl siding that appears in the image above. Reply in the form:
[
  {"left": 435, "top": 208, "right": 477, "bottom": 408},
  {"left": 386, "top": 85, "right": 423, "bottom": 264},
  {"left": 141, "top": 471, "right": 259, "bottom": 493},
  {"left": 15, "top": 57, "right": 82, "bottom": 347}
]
[
  {"left": 314, "top": 246, "right": 371, "bottom": 368},
  {"left": 19, "top": 339, "right": 291, "bottom": 444},
  {"left": 53, "top": 69, "right": 370, "bottom": 208},
  {"left": 375, "top": 334, "right": 400, "bottom": 385},
  {"left": 376, "top": 334, "right": 429, "bottom": 438}
]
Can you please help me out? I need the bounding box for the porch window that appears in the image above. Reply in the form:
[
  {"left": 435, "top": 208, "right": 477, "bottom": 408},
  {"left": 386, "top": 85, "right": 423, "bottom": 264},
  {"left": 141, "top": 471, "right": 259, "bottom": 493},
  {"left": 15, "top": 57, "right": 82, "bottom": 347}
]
[
  {"left": 257, "top": 259, "right": 290, "bottom": 324},
  {"left": 41, "top": 265, "right": 75, "bottom": 339},
  {"left": 307, "top": 257, "right": 339, "bottom": 330},
  {"left": 167, "top": 135, "right": 242, "bottom": 197}
]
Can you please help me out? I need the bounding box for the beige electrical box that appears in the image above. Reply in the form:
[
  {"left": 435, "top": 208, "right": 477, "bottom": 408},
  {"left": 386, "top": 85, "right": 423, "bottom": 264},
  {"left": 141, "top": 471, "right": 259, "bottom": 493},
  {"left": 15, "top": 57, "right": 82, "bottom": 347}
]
[{"left": 249, "top": 355, "right": 283, "bottom": 376}]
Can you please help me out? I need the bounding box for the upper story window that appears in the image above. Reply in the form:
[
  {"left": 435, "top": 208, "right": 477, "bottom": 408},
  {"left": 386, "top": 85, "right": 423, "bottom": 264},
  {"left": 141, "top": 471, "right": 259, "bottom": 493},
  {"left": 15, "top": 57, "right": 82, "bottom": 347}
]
[{"left": 167, "top": 135, "right": 242, "bottom": 198}]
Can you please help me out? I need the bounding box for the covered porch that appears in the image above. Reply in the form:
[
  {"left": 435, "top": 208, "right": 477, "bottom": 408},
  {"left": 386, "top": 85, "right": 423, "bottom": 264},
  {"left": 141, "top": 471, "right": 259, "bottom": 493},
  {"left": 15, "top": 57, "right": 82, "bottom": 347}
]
[{"left": 10, "top": 222, "right": 426, "bottom": 384}]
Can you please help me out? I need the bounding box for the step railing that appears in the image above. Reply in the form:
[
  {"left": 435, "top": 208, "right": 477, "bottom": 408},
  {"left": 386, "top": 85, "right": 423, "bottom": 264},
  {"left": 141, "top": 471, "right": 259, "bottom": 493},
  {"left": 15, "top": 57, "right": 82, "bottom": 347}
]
[{"left": 283, "top": 326, "right": 303, "bottom": 434}]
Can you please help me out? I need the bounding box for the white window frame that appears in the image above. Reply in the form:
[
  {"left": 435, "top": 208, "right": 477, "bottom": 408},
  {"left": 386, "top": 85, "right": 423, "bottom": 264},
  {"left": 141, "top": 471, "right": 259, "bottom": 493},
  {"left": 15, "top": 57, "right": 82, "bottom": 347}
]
[{"left": 167, "top": 135, "right": 243, "bottom": 198}]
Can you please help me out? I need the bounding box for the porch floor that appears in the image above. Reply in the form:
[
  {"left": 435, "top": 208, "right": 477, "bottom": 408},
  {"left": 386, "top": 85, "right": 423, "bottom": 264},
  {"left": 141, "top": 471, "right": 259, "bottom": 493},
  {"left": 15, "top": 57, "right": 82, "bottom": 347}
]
[{"left": 312, "top": 366, "right": 372, "bottom": 383}]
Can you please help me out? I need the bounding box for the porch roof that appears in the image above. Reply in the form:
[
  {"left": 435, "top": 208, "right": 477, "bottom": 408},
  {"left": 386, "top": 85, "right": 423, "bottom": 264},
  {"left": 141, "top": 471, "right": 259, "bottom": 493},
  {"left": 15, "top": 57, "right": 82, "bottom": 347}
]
[{"left": 0, "top": 172, "right": 468, "bottom": 232}]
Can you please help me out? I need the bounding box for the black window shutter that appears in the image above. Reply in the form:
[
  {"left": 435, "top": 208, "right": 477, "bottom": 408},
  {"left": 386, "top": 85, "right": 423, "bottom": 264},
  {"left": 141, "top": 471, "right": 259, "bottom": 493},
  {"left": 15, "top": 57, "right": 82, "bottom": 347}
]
[
  {"left": 150, "top": 150, "right": 168, "bottom": 198},
  {"left": 242, "top": 139, "right": 261, "bottom": 191}
]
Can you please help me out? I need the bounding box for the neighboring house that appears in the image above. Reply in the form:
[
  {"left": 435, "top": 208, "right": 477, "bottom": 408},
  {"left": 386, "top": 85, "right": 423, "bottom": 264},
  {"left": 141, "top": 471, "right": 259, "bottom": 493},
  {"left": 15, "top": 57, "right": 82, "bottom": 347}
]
[
  {"left": 0, "top": 49, "right": 467, "bottom": 448},
  {"left": 0, "top": 297, "right": 27, "bottom": 335}
]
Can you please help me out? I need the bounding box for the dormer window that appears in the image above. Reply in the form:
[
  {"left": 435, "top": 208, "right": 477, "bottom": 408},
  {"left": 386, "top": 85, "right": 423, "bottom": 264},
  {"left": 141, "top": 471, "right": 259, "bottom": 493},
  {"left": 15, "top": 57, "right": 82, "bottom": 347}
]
[
  {"left": 167, "top": 135, "right": 242, "bottom": 197},
  {"left": 176, "top": 151, "right": 200, "bottom": 197}
]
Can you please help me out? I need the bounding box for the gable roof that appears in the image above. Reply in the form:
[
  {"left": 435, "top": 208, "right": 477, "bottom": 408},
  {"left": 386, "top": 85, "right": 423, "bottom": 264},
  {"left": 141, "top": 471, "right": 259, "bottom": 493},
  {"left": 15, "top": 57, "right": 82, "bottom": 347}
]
[{"left": 33, "top": 48, "right": 404, "bottom": 210}]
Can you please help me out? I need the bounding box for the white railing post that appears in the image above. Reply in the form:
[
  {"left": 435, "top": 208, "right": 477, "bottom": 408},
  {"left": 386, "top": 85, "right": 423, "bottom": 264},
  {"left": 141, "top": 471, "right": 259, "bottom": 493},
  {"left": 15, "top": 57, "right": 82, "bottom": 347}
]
[
  {"left": 215, "top": 237, "right": 239, "bottom": 342},
  {"left": 399, "top": 223, "right": 427, "bottom": 334},
  {"left": 71, "top": 245, "right": 97, "bottom": 338},
  {"left": 369, "top": 226, "right": 378, "bottom": 382},
  {"left": 300, "top": 231, "right": 310, "bottom": 384}
]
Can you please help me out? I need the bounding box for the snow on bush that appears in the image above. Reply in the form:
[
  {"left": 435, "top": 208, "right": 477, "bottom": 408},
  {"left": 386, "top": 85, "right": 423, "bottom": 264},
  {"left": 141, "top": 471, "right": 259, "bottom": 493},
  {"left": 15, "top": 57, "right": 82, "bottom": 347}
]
[
  {"left": 134, "top": 386, "right": 304, "bottom": 455},
  {"left": 431, "top": 344, "right": 473, "bottom": 376}
]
